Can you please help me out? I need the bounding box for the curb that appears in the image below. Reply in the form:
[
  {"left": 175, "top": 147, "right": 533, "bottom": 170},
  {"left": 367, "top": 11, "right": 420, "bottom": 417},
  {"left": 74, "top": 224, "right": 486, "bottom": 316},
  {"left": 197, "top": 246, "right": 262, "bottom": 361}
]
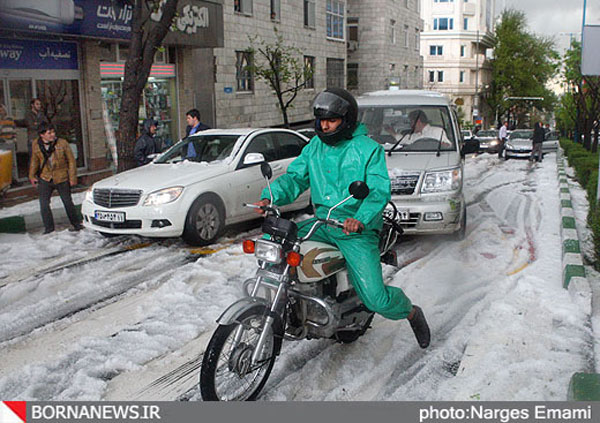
[
  {"left": 0, "top": 204, "right": 82, "bottom": 233},
  {"left": 558, "top": 147, "right": 600, "bottom": 400}
]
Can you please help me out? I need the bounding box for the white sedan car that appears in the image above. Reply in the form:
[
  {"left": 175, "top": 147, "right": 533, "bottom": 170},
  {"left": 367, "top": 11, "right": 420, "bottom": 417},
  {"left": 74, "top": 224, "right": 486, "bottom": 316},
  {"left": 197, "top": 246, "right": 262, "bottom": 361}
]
[{"left": 82, "top": 128, "right": 311, "bottom": 245}]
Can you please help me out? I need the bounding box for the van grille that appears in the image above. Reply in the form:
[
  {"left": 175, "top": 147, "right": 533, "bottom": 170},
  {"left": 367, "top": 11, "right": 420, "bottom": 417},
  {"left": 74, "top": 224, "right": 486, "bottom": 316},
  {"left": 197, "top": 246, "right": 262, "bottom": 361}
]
[
  {"left": 93, "top": 188, "right": 142, "bottom": 208},
  {"left": 390, "top": 173, "right": 420, "bottom": 195},
  {"left": 400, "top": 212, "right": 421, "bottom": 228}
]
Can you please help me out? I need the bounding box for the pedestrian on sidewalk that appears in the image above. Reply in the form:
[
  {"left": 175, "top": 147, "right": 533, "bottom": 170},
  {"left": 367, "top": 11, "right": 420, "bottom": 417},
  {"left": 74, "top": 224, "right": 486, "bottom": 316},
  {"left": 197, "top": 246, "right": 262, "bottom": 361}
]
[
  {"left": 531, "top": 121, "right": 545, "bottom": 163},
  {"left": 23, "top": 98, "right": 49, "bottom": 159},
  {"left": 29, "top": 122, "right": 83, "bottom": 234},
  {"left": 184, "top": 109, "right": 210, "bottom": 159},
  {"left": 134, "top": 119, "right": 160, "bottom": 167}
]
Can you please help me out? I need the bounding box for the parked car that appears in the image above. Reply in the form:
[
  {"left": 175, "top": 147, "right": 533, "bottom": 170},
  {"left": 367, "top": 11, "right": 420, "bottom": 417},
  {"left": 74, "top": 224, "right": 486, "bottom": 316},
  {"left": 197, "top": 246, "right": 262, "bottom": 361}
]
[
  {"left": 461, "top": 129, "right": 473, "bottom": 140},
  {"left": 504, "top": 129, "right": 534, "bottom": 160},
  {"left": 296, "top": 128, "right": 317, "bottom": 140},
  {"left": 357, "top": 90, "right": 478, "bottom": 239},
  {"left": 473, "top": 129, "right": 501, "bottom": 153},
  {"left": 82, "top": 128, "right": 311, "bottom": 245},
  {"left": 543, "top": 130, "right": 560, "bottom": 154}
]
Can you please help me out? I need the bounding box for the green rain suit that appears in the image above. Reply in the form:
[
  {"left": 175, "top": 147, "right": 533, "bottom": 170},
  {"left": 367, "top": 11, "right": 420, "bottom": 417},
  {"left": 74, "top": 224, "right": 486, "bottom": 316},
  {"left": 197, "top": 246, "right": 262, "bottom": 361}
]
[{"left": 261, "top": 123, "right": 413, "bottom": 320}]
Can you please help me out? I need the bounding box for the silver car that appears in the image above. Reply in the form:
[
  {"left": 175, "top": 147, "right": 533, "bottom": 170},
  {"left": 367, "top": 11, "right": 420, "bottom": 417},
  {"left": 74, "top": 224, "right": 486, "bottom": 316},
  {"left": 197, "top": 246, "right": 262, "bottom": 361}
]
[{"left": 504, "top": 129, "right": 533, "bottom": 160}]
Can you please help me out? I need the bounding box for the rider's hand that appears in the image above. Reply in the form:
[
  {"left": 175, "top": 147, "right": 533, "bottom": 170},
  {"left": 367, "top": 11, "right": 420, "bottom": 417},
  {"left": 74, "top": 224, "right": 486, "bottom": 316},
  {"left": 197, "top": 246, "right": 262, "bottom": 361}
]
[
  {"left": 342, "top": 218, "right": 364, "bottom": 235},
  {"left": 253, "top": 198, "right": 271, "bottom": 215}
]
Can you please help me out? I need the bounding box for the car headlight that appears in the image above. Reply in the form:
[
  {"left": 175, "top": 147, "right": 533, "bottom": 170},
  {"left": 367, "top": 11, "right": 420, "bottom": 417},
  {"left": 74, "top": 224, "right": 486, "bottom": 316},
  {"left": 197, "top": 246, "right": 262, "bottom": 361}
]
[
  {"left": 85, "top": 187, "right": 94, "bottom": 203},
  {"left": 505, "top": 143, "right": 514, "bottom": 149},
  {"left": 143, "top": 186, "right": 184, "bottom": 206},
  {"left": 255, "top": 239, "right": 283, "bottom": 264},
  {"left": 421, "top": 167, "right": 461, "bottom": 193},
  {"left": 490, "top": 140, "right": 498, "bottom": 146}
]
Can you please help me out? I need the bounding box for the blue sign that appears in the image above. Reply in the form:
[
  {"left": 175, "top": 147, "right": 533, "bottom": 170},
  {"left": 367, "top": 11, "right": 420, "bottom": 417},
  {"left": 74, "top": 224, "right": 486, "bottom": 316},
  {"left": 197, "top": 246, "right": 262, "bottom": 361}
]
[
  {"left": 224, "top": 87, "right": 233, "bottom": 94},
  {"left": 0, "top": 0, "right": 133, "bottom": 40},
  {"left": 0, "top": 39, "right": 78, "bottom": 70}
]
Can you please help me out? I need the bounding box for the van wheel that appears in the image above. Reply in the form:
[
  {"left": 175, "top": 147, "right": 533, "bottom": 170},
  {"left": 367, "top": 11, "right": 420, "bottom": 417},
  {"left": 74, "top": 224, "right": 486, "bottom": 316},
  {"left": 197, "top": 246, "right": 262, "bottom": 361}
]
[
  {"left": 182, "top": 194, "right": 225, "bottom": 246},
  {"left": 453, "top": 210, "right": 467, "bottom": 241}
]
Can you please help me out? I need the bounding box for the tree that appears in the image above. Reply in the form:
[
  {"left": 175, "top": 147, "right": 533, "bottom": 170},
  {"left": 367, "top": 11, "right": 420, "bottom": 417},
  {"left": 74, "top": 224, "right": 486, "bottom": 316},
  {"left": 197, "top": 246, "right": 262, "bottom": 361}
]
[
  {"left": 117, "top": 0, "right": 179, "bottom": 172},
  {"left": 484, "top": 9, "right": 559, "bottom": 128},
  {"left": 245, "top": 29, "right": 314, "bottom": 128}
]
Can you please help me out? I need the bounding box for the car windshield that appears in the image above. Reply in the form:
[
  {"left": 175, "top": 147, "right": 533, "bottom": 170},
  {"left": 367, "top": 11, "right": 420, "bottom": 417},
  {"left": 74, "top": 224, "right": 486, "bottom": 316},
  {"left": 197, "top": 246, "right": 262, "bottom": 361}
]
[
  {"left": 357, "top": 105, "right": 456, "bottom": 152},
  {"left": 510, "top": 130, "right": 533, "bottom": 140},
  {"left": 155, "top": 134, "right": 240, "bottom": 164},
  {"left": 546, "top": 131, "right": 559, "bottom": 140},
  {"left": 477, "top": 130, "right": 497, "bottom": 137}
]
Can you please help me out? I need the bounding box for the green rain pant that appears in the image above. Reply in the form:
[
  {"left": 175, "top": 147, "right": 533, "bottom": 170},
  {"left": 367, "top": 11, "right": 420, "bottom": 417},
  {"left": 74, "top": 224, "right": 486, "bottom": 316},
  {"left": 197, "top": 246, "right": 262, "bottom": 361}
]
[{"left": 297, "top": 219, "right": 413, "bottom": 320}]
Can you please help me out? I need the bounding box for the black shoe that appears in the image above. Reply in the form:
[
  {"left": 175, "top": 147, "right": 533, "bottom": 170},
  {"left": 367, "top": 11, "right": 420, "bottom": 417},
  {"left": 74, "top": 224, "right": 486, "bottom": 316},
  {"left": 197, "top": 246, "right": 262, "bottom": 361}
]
[
  {"left": 409, "top": 305, "right": 430, "bottom": 349},
  {"left": 69, "top": 224, "right": 84, "bottom": 232},
  {"left": 42, "top": 229, "right": 54, "bottom": 235}
]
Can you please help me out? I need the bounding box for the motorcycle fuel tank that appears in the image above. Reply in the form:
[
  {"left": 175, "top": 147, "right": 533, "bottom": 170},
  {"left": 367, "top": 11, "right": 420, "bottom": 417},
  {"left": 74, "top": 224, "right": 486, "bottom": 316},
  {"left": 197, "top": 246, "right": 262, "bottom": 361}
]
[{"left": 297, "top": 241, "right": 346, "bottom": 283}]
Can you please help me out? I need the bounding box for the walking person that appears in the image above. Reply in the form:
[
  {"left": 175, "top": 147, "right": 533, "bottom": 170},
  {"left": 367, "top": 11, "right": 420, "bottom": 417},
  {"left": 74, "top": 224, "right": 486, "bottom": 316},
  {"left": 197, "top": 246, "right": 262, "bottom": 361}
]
[
  {"left": 498, "top": 121, "right": 508, "bottom": 159},
  {"left": 24, "top": 98, "right": 49, "bottom": 159},
  {"left": 531, "top": 121, "right": 545, "bottom": 163},
  {"left": 29, "top": 122, "right": 83, "bottom": 234}
]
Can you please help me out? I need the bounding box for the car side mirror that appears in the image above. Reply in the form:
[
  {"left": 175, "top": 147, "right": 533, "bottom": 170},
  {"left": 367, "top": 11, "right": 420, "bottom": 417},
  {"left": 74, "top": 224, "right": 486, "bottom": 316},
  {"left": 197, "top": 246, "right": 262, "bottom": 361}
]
[
  {"left": 243, "top": 153, "right": 265, "bottom": 166},
  {"left": 260, "top": 161, "right": 273, "bottom": 180},
  {"left": 349, "top": 181, "right": 370, "bottom": 200}
]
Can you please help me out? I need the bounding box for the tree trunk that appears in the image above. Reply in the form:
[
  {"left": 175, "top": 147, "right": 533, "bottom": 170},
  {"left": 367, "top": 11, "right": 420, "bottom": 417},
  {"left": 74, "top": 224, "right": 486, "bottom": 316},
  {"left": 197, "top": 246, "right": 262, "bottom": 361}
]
[{"left": 117, "top": 0, "right": 178, "bottom": 173}]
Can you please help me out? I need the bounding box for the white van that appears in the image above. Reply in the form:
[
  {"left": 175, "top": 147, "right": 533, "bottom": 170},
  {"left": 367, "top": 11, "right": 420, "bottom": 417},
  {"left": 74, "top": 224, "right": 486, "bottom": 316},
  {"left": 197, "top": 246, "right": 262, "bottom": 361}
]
[{"left": 356, "top": 90, "right": 478, "bottom": 238}]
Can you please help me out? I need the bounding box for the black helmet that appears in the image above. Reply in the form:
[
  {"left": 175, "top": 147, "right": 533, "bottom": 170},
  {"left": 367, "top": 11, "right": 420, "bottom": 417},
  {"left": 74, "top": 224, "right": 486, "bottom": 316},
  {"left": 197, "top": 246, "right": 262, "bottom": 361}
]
[{"left": 313, "top": 88, "right": 358, "bottom": 146}]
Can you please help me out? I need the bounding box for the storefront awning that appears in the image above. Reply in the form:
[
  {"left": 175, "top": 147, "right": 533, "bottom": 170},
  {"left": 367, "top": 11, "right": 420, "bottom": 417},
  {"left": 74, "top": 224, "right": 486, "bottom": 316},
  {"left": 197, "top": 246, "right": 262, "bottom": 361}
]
[{"left": 100, "top": 63, "right": 175, "bottom": 78}]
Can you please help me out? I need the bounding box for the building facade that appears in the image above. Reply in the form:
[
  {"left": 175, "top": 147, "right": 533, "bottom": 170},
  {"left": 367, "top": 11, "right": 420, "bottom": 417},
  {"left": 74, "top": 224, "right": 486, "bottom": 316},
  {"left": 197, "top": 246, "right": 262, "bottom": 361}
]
[
  {"left": 346, "top": 0, "right": 424, "bottom": 95},
  {"left": 420, "top": 0, "right": 495, "bottom": 128}
]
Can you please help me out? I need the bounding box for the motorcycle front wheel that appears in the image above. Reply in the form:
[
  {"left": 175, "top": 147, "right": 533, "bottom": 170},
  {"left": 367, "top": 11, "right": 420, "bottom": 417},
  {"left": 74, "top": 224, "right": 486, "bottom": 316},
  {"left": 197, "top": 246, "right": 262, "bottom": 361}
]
[{"left": 200, "top": 307, "right": 277, "bottom": 401}]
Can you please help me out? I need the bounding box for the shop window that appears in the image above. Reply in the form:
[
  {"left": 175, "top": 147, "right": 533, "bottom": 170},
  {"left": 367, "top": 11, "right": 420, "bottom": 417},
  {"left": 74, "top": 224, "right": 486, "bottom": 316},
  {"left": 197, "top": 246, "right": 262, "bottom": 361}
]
[
  {"left": 326, "top": 0, "right": 344, "bottom": 40},
  {"left": 304, "top": 56, "right": 315, "bottom": 89},
  {"left": 347, "top": 63, "right": 358, "bottom": 89},
  {"left": 304, "top": 0, "right": 315, "bottom": 28},
  {"left": 236, "top": 51, "right": 254, "bottom": 93},
  {"left": 326, "top": 58, "right": 344, "bottom": 88}
]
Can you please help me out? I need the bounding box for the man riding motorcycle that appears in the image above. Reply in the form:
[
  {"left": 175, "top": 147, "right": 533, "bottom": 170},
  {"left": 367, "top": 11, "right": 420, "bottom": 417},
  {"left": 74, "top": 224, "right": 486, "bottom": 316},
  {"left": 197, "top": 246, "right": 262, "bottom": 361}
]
[{"left": 255, "top": 88, "right": 430, "bottom": 348}]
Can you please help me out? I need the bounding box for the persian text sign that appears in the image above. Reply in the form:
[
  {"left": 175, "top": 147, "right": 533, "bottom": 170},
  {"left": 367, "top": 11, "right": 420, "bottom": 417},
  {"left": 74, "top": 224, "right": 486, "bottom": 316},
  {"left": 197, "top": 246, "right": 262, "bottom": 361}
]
[{"left": 0, "top": 39, "right": 78, "bottom": 70}]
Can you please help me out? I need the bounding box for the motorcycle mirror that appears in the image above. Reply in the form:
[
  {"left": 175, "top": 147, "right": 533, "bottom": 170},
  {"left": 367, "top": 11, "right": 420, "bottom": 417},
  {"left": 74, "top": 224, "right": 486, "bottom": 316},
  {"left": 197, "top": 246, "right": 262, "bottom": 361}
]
[
  {"left": 349, "top": 181, "right": 370, "bottom": 200},
  {"left": 260, "top": 162, "right": 273, "bottom": 180}
]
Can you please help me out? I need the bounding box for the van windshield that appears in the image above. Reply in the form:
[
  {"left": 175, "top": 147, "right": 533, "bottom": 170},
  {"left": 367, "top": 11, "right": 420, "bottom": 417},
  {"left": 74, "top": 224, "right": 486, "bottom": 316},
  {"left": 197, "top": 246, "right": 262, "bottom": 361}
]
[{"left": 357, "top": 105, "right": 456, "bottom": 152}]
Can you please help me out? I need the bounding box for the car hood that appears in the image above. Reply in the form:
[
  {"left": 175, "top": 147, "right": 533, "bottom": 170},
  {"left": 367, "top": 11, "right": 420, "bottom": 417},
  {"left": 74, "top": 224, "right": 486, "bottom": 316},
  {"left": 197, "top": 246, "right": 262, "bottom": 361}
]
[
  {"left": 507, "top": 139, "right": 532, "bottom": 147},
  {"left": 387, "top": 151, "right": 458, "bottom": 174},
  {"left": 475, "top": 136, "right": 497, "bottom": 141},
  {"left": 92, "top": 161, "right": 230, "bottom": 192}
]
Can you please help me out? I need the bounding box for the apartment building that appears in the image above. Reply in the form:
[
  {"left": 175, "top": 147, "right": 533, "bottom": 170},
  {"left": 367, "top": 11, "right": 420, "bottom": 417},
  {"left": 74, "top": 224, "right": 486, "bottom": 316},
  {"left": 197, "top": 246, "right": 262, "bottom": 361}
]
[
  {"left": 346, "top": 0, "right": 424, "bottom": 94},
  {"left": 421, "top": 0, "right": 495, "bottom": 127}
]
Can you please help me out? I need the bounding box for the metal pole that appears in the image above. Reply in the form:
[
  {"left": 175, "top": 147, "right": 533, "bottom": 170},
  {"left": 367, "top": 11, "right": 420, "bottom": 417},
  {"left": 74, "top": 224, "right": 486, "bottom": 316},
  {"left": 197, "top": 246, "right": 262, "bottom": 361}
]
[{"left": 474, "top": 30, "right": 479, "bottom": 126}]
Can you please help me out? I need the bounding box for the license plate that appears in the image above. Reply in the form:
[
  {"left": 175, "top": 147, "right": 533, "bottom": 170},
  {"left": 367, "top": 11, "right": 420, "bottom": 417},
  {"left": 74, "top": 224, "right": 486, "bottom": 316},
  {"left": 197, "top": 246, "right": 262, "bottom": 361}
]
[
  {"left": 95, "top": 210, "right": 125, "bottom": 222},
  {"left": 399, "top": 210, "right": 410, "bottom": 220}
]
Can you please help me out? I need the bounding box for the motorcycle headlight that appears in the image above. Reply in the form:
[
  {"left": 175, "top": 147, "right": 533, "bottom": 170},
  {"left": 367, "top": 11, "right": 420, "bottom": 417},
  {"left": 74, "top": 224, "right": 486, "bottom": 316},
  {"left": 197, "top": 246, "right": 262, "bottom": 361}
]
[
  {"left": 85, "top": 187, "right": 94, "bottom": 203},
  {"left": 421, "top": 167, "right": 461, "bottom": 193},
  {"left": 255, "top": 239, "right": 283, "bottom": 264},
  {"left": 143, "top": 186, "right": 184, "bottom": 206}
]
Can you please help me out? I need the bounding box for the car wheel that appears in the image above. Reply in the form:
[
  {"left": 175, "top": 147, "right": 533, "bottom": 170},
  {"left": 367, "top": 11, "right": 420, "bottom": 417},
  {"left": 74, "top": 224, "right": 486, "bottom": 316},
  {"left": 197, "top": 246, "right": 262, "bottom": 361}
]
[{"left": 182, "top": 194, "right": 225, "bottom": 246}]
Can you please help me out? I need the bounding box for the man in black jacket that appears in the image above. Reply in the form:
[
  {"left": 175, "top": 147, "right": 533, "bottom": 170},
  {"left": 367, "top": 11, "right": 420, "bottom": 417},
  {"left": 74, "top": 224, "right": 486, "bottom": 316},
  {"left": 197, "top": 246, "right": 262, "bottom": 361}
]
[
  {"left": 531, "top": 122, "right": 545, "bottom": 163},
  {"left": 134, "top": 119, "right": 159, "bottom": 166}
]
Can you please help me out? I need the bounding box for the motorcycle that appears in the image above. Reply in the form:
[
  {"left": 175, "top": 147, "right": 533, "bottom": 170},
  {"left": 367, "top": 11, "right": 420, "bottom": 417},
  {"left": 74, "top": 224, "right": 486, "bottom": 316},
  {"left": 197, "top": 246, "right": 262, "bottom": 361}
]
[{"left": 199, "top": 162, "right": 403, "bottom": 401}]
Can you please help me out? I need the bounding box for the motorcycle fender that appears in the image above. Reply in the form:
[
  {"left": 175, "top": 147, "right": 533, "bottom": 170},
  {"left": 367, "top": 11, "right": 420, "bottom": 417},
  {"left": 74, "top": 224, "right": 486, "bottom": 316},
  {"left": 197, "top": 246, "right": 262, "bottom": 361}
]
[{"left": 216, "top": 297, "right": 285, "bottom": 355}]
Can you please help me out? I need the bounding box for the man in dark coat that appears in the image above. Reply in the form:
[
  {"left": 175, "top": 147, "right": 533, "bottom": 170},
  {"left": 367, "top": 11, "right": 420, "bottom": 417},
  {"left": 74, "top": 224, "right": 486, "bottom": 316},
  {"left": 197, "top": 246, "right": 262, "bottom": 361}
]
[
  {"left": 134, "top": 119, "right": 159, "bottom": 167},
  {"left": 531, "top": 122, "right": 545, "bottom": 163}
]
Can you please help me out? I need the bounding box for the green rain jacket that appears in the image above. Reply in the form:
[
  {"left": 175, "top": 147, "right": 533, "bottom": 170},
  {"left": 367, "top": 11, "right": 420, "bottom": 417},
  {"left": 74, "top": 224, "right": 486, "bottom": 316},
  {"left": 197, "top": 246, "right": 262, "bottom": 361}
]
[{"left": 261, "top": 123, "right": 391, "bottom": 233}]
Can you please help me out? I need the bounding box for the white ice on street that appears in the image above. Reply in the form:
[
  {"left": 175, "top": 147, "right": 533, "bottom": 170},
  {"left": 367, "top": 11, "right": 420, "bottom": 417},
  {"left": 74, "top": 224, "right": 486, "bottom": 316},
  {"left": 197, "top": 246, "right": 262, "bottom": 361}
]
[{"left": 0, "top": 152, "right": 594, "bottom": 401}]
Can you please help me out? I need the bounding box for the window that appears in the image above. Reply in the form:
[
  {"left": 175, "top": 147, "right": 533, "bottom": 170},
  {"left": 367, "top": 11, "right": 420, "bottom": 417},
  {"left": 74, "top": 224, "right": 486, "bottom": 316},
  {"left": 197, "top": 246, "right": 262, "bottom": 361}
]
[
  {"left": 429, "top": 71, "right": 435, "bottom": 83},
  {"left": 276, "top": 133, "right": 306, "bottom": 160},
  {"left": 433, "top": 17, "right": 453, "bottom": 30},
  {"left": 347, "top": 63, "right": 359, "bottom": 89},
  {"left": 304, "top": 0, "right": 315, "bottom": 28},
  {"left": 234, "top": 0, "right": 253, "bottom": 15},
  {"left": 304, "top": 56, "right": 315, "bottom": 89},
  {"left": 236, "top": 51, "right": 253, "bottom": 92},
  {"left": 463, "top": 18, "right": 468, "bottom": 30},
  {"left": 415, "top": 29, "right": 420, "bottom": 50},
  {"left": 404, "top": 25, "right": 409, "bottom": 47},
  {"left": 429, "top": 45, "right": 443, "bottom": 55},
  {"left": 391, "top": 20, "right": 396, "bottom": 44},
  {"left": 459, "top": 71, "right": 465, "bottom": 83},
  {"left": 437, "top": 71, "right": 444, "bottom": 82},
  {"left": 326, "top": 0, "right": 345, "bottom": 40},
  {"left": 244, "top": 134, "right": 277, "bottom": 162},
  {"left": 270, "top": 0, "right": 280, "bottom": 20},
  {"left": 347, "top": 17, "right": 359, "bottom": 41},
  {"left": 460, "top": 45, "right": 465, "bottom": 57},
  {"left": 326, "top": 58, "right": 344, "bottom": 88}
]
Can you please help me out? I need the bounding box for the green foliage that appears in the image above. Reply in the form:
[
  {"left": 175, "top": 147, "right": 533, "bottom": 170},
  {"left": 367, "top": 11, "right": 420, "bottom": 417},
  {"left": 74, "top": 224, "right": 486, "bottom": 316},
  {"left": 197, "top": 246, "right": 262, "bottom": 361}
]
[
  {"left": 484, "top": 9, "right": 559, "bottom": 124},
  {"left": 245, "top": 28, "right": 314, "bottom": 127}
]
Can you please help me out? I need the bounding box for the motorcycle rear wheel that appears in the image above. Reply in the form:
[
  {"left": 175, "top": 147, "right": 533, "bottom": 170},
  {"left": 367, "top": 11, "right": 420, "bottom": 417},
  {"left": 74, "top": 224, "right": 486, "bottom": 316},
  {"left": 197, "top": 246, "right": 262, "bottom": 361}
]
[{"left": 200, "top": 307, "right": 277, "bottom": 401}]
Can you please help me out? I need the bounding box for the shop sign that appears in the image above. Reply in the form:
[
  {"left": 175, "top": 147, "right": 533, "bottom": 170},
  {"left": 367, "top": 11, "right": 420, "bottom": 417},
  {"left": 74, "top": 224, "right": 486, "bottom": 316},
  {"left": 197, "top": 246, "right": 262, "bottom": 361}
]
[
  {"left": 0, "top": 38, "right": 78, "bottom": 70},
  {"left": 0, "top": 0, "right": 223, "bottom": 47}
]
